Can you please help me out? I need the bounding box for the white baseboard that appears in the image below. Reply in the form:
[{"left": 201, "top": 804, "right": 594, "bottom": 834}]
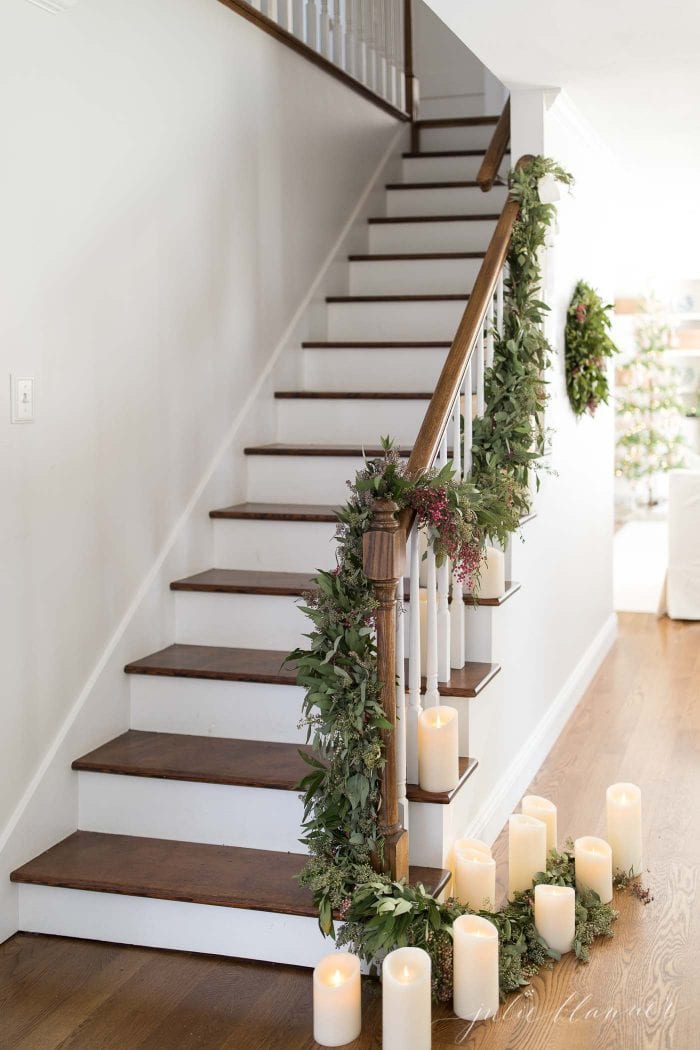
[{"left": 463, "top": 612, "right": 618, "bottom": 847}]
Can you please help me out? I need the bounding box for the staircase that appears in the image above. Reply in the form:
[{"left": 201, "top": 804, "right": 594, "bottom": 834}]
[{"left": 11, "top": 115, "right": 520, "bottom": 968}]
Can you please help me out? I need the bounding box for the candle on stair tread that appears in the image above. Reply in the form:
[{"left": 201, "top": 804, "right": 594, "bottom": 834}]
[
  {"left": 417, "top": 705, "right": 459, "bottom": 793},
  {"left": 477, "top": 546, "right": 505, "bottom": 600}
]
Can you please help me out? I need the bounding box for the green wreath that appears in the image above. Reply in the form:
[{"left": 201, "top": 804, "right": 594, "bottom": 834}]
[{"left": 565, "top": 280, "right": 618, "bottom": 416}]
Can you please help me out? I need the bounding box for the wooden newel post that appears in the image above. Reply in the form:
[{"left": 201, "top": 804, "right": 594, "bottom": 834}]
[{"left": 363, "top": 498, "right": 410, "bottom": 883}]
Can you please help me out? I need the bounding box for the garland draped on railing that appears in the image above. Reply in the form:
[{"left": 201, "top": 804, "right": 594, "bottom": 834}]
[{"left": 291, "top": 156, "right": 578, "bottom": 993}]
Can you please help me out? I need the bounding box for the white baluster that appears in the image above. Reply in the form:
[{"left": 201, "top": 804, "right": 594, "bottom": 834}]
[
  {"left": 475, "top": 320, "right": 485, "bottom": 417},
  {"left": 395, "top": 576, "right": 408, "bottom": 827},
  {"left": 407, "top": 528, "right": 422, "bottom": 782},
  {"left": 331, "top": 0, "right": 343, "bottom": 66},
  {"left": 261, "top": 0, "right": 278, "bottom": 20},
  {"left": 248, "top": 0, "right": 262, "bottom": 10},
  {"left": 356, "top": 0, "right": 367, "bottom": 84},
  {"left": 437, "top": 432, "right": 451, "bottom": 683},
  {"left": 496, "top": 269, "right": 504, "bottom": 338},
  {"left": 364, "top": 0, "right": 375, "bottom": 91},
  {"left": 424, "top": 540, "right": 440, "bottom": 707},
  {"left": 344, "top": 0, "right": 355, "bottom": 75},
  {"left": 292, "top": 0, "right": 305, "bottom": 39},
  {"left": 464, "top": 364, "right": 473, "bottom": 476},
  {"left": 277, "top": 0, "right": 292, "bottom": 30},
  {"left": 374, "top": 0, "right": 387, "bottom": 98},
  {"left": 395, "top": 0, "right": 406, "bottom": 111},
  {"left": 384, "top": 0, "right": 396, "bottom": 104},
  {"left": 307, "top": 0, "right": 318, "bottom": 49},
  {"left": 319, "top": 0, "right": 331, "bottom": 57},
  {"left": 486, "top": 294, "right": 495, "bottom": 369},
  {"left": 450, "top": 392, "right": 465, "bottom": 669}
]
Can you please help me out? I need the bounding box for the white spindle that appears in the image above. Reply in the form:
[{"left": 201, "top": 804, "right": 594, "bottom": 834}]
[
  {"left": 464, "top": 364, "right": 473, "bottom": 476},
  {"left": 407, "top": 529, "right": 422, "bottom": 782},
  {"left": 450, "top": 392, "right": 465, "bottom": 669},
  {"left": 384, "top": 0, "right": 396, "bottom": 104},
  {"left": 395, "top": 0, "right": 405, "bottom": 111},
  {"left": 437, "top": 432, "right": 451, "bottom": 683},
  {"left": 486, "top": 294, "right": 495, "bottom": 369},
  {"left": 356, "top": 0, "right": 367, "bottom": 84},
  {"left": 475, "top": 320, "right": 485, "bottom": 416},
  {"left": 261, "top": 0, "right": 278, "bottom": 20},
  {"left": 395, "top": 576, "right": 407, "bottom": 825},
  {"left": 364, "top": 0, "right": 375, "bottom": 91},
  {"left": 276, "top": 0, "right": 292, "bottom": 29},
  {"left": 319, "top": 0, "right": 331, "bottom": 57},
  {"left": 374, "top": 0, "right": 387, "bottom": 98},
  {"left": 307, "top": 0, "right": 319, "bottom": 49},
  {"left": 424, "top": 539, "right": 440, "bottom": 707},
  {"left": 292, "top": 0, "right": 305, "bottom": 39},
  {"left": 345, "top": 0, "right": 355, "bottom": 75},
  {"left": 331, "top": 0, "right": 343, "bottom": 66},
  {"left": 496, "top": 269, "right": 504, "bottom": 338}
]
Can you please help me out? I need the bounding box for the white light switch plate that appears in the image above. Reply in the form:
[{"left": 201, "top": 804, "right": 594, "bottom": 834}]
[{"left": 10, "top": 376, "right": 36, "bottom": 423}]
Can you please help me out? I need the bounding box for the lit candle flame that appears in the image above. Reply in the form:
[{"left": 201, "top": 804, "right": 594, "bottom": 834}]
[
  {"left": 399, "top": 965, "right": 415, "bottom": 982},
  {"left": 328, "top": 969, "right": 343, "bottom": 988}
]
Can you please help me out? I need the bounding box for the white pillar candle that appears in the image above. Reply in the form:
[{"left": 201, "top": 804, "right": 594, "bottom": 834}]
[
  {"left": 522, "top": 795, "right": 558, "bottom": 852},
  {"left": 453, "top": 914, "right": 499, "bottom": 1021},
  {"left": 606, "top": 782, "right": 642, "bottom": 876},
  {"left": 508, "top": 813, "right": 547, "bottom": 899},
  {"left": 574, "top": 836, "right": 613, "bottom": 904},
  {"left": 453, "top": 836, "right": 491, "bottom": 858},
  {"left": 418, "top": 705, "right": 459, "bottom": 793},
  {"left": 382, "top": 947, "right": 431, "bottom": 1050},
  {"left": 455, "top": 846, "right": 496, "bottom": 910},
  {"left": 534, "top": 884, "right": 575, "bottom": 955},
  {"left": 477, "top": 546, "right": 505, "bottom": 599},
  {"left": 313, "top": 951, "right": 361, "bottom": 1047}
]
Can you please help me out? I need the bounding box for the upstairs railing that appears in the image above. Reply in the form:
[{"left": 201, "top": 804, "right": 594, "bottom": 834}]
[
  {"left": 364, "top": 122, "right": 526, "bottom": 884},
  {"left": 220, "top": 0, "right": 417, "bottom": 120}
]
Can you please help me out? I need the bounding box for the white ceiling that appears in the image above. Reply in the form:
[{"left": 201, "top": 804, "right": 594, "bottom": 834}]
[{"left": 425, "top": 0, "right": 700, "bottom": 277}]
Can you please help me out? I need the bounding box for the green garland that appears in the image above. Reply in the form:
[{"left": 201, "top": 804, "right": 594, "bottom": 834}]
[
  {"left": 291, "top": 156, "right": 574, "bottom": 943},
  {"left": 336, "top": 841, "right": 620, "bottom": 1002},
  {"left": 565, "top": 280, "right": 619, "bottom": 416}
]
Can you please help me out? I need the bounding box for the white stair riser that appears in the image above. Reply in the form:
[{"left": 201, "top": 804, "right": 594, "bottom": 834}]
[
  {"left": 420, "top": 124, "right": 496, "bottom": 150},
  {"left": 409, "top": 758, "right": 481, "bottom": 871},
  {"left": 369, "top": 219, "right": 496, "bottom": 254},
  {"left": 327, "top": 299, "right": 465, "bottom": 341},
  {"left": 276, "top": 397, "right": 428, "bottom": 445},
  {"left": 402, "top": 154, "right": 486, "bottom": 183},
  {"left": 246, "top": 454, "right": 382, "bottom": 505},
  {"left": 303, "top": 348, "right": 447, "bottom": 393},
  {"left": 386, "top": 184, "right": 508, "bottom": 218},
  {"left": 130, "top": 675, "right": 306, "bottom": 744},
  {"left": 17, "top": 885, "right": 332, "bottom": 967},
  {"left": 348, "top": 257, "right": 481, "bottom": 296},
  {"left": 213, "top": 518, "right": 338, "bottom": 573},
  {"left": 174, "top": 590, "right": 308, "bottom": 651},
  {"left": 78, "top": 772, "right": 305, "bottom": 854}
]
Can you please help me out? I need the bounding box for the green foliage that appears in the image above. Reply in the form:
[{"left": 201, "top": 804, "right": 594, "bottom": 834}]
[
  {"left": 565, "top": 280, "right": 619, "bottom": 415},
  {"left": 337, "top": 845, "right": 618, "bottom": 1002},
  {"left": 471, "top": 157, "right": 574, "bottom": 525}
]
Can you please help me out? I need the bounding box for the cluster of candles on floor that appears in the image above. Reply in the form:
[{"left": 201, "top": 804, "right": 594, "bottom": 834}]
[{"left": 312, "top": 781, "right": 642, "bottom": 1047}]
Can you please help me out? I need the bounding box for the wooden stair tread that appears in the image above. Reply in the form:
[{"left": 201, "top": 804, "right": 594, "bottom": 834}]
[
  {"left": 368, "top": 214, "right": 500, "bottom": 224},
  {"left": 301, "top": 340, "right": 452, "bottom": 349},
  {"left": 125, "top": 644, "right": 499, "bottom": 698},
  {"left": 407, "top": 756, "right": 478, "bottom": 804},
  {"left": 209, "top": 502, "right": 339, "bottom": 522},
  {"left": 326, "top": 293, "right": 469, "bottom": 303},
  {"left": 125, "top": 644, "right": 298, "bottom": 685},
  {"left": 402, "top": 579, "right": 521, "bottom": 608},
  {"left": 274, "top": 391, "right": 433, "bottom": 400},
  {"left": 73, "top": 730, "right": 478, "bottom": 805},
  {"left": 171, "top": 568, "right": 520, "bottom": 608},
  {"left": 347, "top": 252, "right": 485, "bottom": 261},
  {"left": 10, "top": 832, "right": 450, "bottom": 917},
  {"left": 171, "top": 568, "right": 318, "bottom": 595},
  {"left": 414, "top": 116, "right": 499, "bottom": 129},
  {"left": 401, "top": 149, "right": 510, "bottom": 159},
  {"left": 243, "top": 444, "right": 419, "bottom": 457},
  {"left": 73, "top": 730, "right": 312, "bottom": 790}
]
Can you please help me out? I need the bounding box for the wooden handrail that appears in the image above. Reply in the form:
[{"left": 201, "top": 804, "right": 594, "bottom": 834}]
[{"left": 476, "top": 98, "right": 510, "bottom": 192}]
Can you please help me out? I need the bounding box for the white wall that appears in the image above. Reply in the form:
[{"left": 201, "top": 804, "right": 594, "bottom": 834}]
[
  {"left": 414, "top": 0, "right": 495, "bottom": 119},
  {"left": 0, "top": 0, "right": 397, "bottom": 938},
  {"left": 462, "top": 90, "right": 619, "bottom": 844}
]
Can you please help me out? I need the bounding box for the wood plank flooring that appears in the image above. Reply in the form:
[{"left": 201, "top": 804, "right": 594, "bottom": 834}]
[{"left": 2, "top": 613, "right": 699, "bottom": 1050}]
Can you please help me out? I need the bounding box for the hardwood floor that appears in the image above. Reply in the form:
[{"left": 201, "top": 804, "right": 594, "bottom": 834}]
[{"left": 1, "top": 613, "right": 698, "bottom": 1050}]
